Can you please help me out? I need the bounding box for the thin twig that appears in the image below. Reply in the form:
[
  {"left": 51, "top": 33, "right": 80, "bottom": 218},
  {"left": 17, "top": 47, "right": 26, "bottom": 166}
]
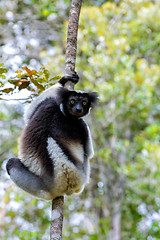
[{"left": 0, "top": 98, "right": 32, "bottom": 101}]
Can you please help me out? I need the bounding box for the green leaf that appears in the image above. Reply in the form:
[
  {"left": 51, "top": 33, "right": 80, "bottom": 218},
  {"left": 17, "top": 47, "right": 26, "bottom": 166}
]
[
  {"left": 31, "top": 79, "right": 45, "bottom": 90},
  {"left": 44, "top": 69, "right": 50, "bottom": 79},
  {"left": 0, "top": 67, "right": 8, "bottom": 74},
  {"left": 1, "top": 88, "right": 14, "bottom": 94},
  {"left": 49, "top": 76, "right": 61, "bottom": 81},
  {"left": 0, "top": 74, "right": 6, "bottom": 79},
  {"left": 18, "top": 81, "right": 30, "bottom": 91}
]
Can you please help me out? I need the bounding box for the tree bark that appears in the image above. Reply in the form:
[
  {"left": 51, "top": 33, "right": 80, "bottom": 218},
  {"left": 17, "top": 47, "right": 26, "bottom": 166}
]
[
  {"left": 50, "top": 1, "right": 82, "bottom": 239},
  {"left": 50, "top": 197, "right": 64, "bottom": 240},
  {"left": 64, "top": 0, "right": 82, "bottom": 90},
  {"left": 107, "top": 123, "right": 130, "bottom": 240},
  {"left": 106, "top": 163, "right": 124, "bottom": 240},
  {"left": 107, "top": 171, "right": 124, "bottom": 240},
  {"left": 108, "top": 206, "right": 121, "bottom": 240}
]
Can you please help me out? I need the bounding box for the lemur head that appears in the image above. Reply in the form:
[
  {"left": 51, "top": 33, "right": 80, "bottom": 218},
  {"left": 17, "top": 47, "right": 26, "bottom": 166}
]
[{"left": 57, "top": 88, "right": 98, "bottom": 118}]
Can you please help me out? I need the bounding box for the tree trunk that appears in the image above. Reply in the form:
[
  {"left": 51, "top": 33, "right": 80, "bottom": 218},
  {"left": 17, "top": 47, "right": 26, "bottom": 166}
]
[
  {"left": 50, "top": 1, "right": 82, "bottom": 239},
  {"left": 108, "top": 206, "right": 121, "bottom": 240},
  {"left": 107, "top": 167, "right": 124, "bottom": 240},
  {"left": 106, "top": 136, "right": 126, "bottom": 240}
]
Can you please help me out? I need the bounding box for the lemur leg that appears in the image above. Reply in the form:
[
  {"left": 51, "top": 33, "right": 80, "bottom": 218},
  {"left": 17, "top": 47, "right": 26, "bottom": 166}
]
[{"left": 6, "top": 158, "right": 52, "bottom": 200}]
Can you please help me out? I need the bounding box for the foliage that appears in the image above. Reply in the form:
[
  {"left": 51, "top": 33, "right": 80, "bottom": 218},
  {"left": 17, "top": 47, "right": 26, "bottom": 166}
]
[
  {"left": 0, "top": 66, "right": 61, "bottom": 101},
  {"left": 75, "top": 1, "right": 160, "bottom": 239},
  {"left": 1, "top": 188, "right": 50, "bottom": 240},
  {"left": 1, "top": 0, "right": 160, "bottom": 240},
  {"left": 76, "top": 1, "right": 160, "bottom": 239},
  {"left": 0, "top": 64, "right": 8, "bottom": 89}
]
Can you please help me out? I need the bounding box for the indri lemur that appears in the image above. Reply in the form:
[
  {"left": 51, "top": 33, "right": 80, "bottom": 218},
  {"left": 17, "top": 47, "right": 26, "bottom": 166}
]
[{"left": 6, "top": 74, "right": 98, "bottom": 200}]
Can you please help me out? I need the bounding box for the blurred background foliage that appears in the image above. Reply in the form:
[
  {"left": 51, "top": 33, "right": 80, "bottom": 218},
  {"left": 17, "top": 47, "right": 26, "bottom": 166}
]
[{"left": 1, "top": 0, "right": 160, "bottom": 239}]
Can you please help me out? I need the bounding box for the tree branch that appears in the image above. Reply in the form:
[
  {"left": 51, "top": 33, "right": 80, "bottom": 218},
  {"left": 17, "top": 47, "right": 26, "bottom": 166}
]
[
  {"left": 50, "top": 1, "right": 82, "bottom": 239},
  {"left": 50, "top": 197, "right": 64, "bottom": 240}
]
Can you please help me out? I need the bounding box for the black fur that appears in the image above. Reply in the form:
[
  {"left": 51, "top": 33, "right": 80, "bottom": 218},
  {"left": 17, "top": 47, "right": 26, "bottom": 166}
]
[
  {"left": 6, "top": 82, "right": 98, "bottom": 200},
  {"left": 87, "top": 92, "right": 99, "bottom": 108},
  {"left": 6, "top": 158, "right": 48, "bottom": 195},
  {"left": 24, "top": 96, "right": 89, "bottom": 175},
  {"left": 56, "top": 88, "right": 98, "bottom": 117},
  {"left": 6, "top": 158, "right": 23, "bottom": 175}
]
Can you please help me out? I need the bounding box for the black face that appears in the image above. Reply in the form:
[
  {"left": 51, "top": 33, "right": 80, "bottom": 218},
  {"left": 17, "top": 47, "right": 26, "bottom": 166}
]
[
  {"left": 66, "top": 95, "right": 90, "bottom": 118},
  {"left": 57, "top": 88, "right": 98, "bottom": 118}
]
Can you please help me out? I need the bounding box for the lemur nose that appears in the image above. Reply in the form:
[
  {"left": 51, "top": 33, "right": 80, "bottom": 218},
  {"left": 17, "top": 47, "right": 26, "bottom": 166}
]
[
  {"left": 76, "top": 108, "right": 82, "bottom": 113},
  {"left": 76, "top": 105, "right": 83, "bottom": 113}
]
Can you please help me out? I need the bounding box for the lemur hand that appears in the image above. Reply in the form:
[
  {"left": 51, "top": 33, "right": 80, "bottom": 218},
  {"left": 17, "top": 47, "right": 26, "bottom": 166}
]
[{"left": 58, "top": 72, "right": 79, "bottom": 86}]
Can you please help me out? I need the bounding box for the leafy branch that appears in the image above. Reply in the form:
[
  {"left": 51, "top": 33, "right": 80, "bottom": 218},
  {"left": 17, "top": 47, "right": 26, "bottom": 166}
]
[{"left": 0, "top": 65, "right": 61, "bottom": 101}]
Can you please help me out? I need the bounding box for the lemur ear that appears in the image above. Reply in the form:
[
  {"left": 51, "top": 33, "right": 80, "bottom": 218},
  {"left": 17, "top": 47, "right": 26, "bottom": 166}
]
[{"left": 88, "top": 92, "right": 99, "bottom": 108}]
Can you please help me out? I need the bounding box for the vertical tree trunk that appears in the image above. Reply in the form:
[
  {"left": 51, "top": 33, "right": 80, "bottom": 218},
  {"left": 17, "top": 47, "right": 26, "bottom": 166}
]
[
  {"left": 106, "top": 135, "right": 126, "bottom": 240},
  {"left": 50, "top": 1, "right": 83, "bottom": 239},
  {"left": 106, "top": 169, "right": 125, "bottom": 240},
  {"left": 108, "top": 206, "right": 121, "bottom": 240},
  {"left": 106, "top": 167, "right": 124, "bottom": 240}
]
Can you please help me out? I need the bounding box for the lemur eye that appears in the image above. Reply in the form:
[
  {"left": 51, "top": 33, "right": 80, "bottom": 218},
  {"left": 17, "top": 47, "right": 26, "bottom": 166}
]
[
  {"left": 82, "top": 101, "right": 87, "bottom": 106},
  {"left": 70, "top": 99, "right": 75, "bottom": 105}
]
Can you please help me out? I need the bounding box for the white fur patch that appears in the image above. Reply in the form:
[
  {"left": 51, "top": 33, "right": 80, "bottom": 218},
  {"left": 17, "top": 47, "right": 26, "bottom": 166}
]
[
  {"left": 75, "top": 90, "right": 85, "bottom": 94},
  {"left": 24, "top": 83, "right": 62, "bottom": 125},
  {"left": 66, "top": 141, "right": 84, "bottom": 163},
  {"left": 60, "top": 103, "right": 65, "bottom": 115},
  {"left": 86, "top": 124, "right": 94, "bottom": 159},
  {"left": 18, "top": 135, "right": 41, "bottom": 176},
  {"left": 47, "top": 137, "right": 86, "bottom": 197},
  {"left": 18, "top": 148, "right": 42, "bottom": 176}
]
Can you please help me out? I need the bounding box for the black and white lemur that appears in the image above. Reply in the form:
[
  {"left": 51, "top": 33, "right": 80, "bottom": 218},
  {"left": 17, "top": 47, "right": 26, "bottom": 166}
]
[{"left": 6, "top": 74, "right": 98, "bottom": 200}]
